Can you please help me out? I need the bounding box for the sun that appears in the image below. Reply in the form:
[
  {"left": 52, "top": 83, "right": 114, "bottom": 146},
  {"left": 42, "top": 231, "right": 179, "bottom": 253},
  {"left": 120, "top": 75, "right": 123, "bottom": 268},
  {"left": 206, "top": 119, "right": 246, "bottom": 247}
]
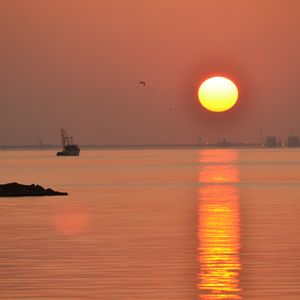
[{"left": 198, "top": 76, "right": 238, "bottom": 112}]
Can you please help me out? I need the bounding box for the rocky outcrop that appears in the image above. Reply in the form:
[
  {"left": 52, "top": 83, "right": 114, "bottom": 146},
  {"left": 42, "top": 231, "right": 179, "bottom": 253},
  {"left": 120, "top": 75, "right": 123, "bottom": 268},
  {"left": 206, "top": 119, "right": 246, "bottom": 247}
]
[{"left": 0, "top": 182, "right": 68, "bottom": 197}]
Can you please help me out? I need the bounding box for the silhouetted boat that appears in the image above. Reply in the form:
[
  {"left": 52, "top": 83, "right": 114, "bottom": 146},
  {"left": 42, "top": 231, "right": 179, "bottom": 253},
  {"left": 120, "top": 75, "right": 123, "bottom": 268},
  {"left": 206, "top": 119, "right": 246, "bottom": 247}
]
[{"left": 56, "top": 129, "right": 80, "bottom": 156}]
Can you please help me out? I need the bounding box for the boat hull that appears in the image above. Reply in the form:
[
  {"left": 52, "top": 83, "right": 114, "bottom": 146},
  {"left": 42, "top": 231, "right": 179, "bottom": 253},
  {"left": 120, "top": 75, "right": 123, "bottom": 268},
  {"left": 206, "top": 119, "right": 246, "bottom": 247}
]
[{"left": 56, "top": 150, "right": 80, "bottom": 156}]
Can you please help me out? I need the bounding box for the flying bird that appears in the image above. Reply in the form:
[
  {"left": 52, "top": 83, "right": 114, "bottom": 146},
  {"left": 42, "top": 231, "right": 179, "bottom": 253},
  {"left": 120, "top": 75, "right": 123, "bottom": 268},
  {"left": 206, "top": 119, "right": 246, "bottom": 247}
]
[{"left": 139, "top": 81, "right": 146, "bottom": 86}]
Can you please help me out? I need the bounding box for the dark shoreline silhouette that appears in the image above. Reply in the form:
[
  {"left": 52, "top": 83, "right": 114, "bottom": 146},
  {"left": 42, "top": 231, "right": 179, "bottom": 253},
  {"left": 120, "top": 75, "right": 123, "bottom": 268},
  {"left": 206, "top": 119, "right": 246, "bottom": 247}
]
[{"left": 0, "top": 183, "right": 68, "bottom": 197}]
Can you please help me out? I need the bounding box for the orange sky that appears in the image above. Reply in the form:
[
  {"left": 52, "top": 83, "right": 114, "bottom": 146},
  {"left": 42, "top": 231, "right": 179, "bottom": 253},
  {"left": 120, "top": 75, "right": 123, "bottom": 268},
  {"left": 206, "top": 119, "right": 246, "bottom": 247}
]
[{"left": 0, "top": 0, "right": 299, "bottom": 145}]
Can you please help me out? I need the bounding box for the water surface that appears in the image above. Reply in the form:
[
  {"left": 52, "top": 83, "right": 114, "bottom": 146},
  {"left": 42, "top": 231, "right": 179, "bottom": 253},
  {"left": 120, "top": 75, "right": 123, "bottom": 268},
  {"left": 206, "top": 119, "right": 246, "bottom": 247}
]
[{"left": 0, "top": 149, "right": 299, "bottom": 299}]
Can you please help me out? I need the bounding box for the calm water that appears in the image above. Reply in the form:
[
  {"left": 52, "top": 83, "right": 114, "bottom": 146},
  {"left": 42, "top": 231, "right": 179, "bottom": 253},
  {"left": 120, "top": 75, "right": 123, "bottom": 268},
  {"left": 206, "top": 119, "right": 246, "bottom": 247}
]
[{"left": 0, "top": 149, "right": 300, "bottom": 299}]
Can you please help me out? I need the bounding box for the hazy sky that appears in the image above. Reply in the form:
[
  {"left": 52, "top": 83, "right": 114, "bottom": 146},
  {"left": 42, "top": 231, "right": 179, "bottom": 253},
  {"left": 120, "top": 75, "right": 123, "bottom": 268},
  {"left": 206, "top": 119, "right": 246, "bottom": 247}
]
[{"left": 1, "top": 0, "right": 299, "bottom": 145}]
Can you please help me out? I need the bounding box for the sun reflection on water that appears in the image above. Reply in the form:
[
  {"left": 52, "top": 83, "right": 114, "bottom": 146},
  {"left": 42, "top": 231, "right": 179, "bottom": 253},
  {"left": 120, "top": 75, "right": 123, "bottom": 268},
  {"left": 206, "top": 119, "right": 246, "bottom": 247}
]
[
  {"left": 198, "top": 150, "right": 241, "bottom": 299},
  {"left": 51, "top": 203, "right": 90, "bottom": 236}
]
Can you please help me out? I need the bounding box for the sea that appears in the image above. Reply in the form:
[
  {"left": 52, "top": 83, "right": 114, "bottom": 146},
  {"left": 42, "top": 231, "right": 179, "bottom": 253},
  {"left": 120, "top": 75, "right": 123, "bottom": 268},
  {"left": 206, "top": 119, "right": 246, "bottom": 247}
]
[{"left": 0, "top": 148, "right": 299, "bottom": 300}]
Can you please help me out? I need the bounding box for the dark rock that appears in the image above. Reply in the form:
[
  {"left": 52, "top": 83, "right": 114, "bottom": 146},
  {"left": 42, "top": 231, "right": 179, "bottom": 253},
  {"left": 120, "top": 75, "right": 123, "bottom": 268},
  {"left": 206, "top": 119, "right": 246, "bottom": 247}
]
[{"left": 0, "top": 182, "right": 68, "bottom": 197}]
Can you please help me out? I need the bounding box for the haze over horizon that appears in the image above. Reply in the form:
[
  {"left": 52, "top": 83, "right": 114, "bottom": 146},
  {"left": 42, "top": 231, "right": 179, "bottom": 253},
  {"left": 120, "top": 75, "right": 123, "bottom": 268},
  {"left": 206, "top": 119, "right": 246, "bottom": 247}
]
[{"left": 1, "top": 0, "right": 299, "bottom": 146}]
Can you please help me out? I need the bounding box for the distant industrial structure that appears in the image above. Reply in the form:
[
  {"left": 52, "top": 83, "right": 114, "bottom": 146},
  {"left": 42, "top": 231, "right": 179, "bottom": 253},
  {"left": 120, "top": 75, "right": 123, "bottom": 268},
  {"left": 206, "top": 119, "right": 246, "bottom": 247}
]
[
  {"left": 264, "top": 136, "right": 278, "bottom": 148},
  {"left": 263, "top": 136, "right": 300, "bottom": 148},
  {"left": 287, "top": 136, "right": 300, "bottom": 148},
  {"left": 1, "top": 133, "right": 299, "bottom": 150},
  {"left": 201, "top": 135, "right": 300, "bottom": 149}
]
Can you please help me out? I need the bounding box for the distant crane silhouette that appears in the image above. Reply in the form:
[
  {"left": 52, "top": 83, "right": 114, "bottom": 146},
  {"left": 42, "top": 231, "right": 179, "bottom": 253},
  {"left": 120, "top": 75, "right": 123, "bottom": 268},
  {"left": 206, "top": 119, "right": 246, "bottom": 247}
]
[{"left": 259, "top": 128, "right": 264, "bottom": 147}]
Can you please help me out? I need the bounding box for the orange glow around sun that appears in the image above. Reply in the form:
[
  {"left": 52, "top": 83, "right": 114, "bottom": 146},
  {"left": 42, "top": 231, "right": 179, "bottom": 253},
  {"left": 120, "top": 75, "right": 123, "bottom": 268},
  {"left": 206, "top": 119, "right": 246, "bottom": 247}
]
[{"left": 198, "top": 76, "right": 238, "bottom": 112}]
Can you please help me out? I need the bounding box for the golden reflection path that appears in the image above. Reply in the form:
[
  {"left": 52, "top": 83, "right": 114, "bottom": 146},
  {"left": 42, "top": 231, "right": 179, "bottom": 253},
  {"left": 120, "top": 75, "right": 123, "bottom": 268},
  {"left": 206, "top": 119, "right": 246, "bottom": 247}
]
[{"left": 197, "top": 150, "right": 241, "bottom": 300}]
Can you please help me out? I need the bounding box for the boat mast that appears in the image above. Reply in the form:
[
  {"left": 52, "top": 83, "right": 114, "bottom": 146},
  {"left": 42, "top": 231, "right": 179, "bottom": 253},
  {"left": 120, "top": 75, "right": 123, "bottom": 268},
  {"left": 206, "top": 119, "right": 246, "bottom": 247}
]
[{"left": 61, "top": 129, "right": 67, "bottom": 147}]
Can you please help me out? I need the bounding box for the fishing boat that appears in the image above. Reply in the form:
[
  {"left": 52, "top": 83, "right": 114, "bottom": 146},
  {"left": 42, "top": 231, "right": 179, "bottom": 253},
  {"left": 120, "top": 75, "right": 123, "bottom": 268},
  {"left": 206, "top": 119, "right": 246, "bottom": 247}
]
[{"left": 56, "top": 129, "right": 80, "bottom": 156}]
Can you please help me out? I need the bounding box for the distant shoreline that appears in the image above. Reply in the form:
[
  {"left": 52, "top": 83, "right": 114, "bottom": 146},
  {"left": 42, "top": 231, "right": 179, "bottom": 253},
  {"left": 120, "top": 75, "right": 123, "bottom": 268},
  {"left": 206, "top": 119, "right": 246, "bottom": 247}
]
[{"left": 0, "top": 144, "right": 299, "bottom": 150}]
